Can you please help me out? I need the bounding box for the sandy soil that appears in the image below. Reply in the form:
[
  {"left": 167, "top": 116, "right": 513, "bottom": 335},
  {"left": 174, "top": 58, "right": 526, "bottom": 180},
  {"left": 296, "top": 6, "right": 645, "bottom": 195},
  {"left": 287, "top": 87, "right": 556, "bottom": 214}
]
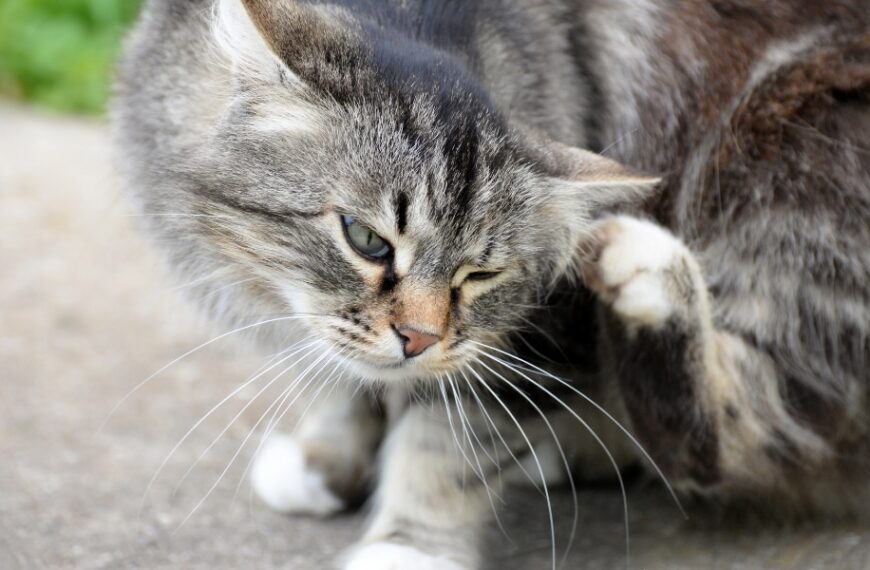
[{"left": 2, "top": 104, "right": 869, "bottom": 570}]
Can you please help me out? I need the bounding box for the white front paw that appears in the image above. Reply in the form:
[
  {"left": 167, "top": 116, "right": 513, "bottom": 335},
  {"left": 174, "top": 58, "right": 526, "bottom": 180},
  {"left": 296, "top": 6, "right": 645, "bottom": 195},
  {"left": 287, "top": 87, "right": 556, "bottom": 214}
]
[
  {"left": 344, "top": 542, "right": 468, "bottom": 570},
  {"left": 251, "top": 434, "right": 344, "bottom": 516},
  {"left": 582, "top": 216, "right": 693, "bottom": 328}
]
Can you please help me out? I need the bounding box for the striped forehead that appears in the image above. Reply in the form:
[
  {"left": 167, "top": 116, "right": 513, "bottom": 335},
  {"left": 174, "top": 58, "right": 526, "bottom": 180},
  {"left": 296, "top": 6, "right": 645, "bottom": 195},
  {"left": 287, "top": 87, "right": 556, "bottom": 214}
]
[{"left": 386, "top": 178, "right": 497, "bottom": 278}]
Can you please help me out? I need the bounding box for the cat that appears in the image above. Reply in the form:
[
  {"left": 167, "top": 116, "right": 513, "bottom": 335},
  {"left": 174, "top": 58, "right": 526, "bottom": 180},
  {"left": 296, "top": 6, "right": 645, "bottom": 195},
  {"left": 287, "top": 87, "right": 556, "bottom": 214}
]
[{"left": 113, "top": 0, "right": 870, "bottom": 568}]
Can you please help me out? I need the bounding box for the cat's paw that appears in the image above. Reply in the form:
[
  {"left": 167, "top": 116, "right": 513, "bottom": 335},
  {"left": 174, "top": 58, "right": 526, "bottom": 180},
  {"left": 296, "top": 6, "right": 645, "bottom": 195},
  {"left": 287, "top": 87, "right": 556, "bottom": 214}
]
[
  {"left": 581, "top": 216, "right": 699, "bottom": 329},
  {"left": 344, "top": 543, "right": 468, "bottom": 570},
  {"left": 251, "top": 434, "right": 344, "bottom": 516}
]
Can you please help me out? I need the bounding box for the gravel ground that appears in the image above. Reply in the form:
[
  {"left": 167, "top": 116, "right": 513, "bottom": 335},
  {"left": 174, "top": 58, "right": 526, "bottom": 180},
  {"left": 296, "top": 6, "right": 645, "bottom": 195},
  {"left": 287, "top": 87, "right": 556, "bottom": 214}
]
[{"left": 2, "top": 104, "right": 869, "bottom": 570}]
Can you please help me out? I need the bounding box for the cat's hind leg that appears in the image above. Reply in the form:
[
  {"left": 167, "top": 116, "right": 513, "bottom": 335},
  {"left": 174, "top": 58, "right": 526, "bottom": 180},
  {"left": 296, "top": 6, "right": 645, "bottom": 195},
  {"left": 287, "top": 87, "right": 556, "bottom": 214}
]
[{"left": 252, "top": 384, "right": 385, "bottom": 516}]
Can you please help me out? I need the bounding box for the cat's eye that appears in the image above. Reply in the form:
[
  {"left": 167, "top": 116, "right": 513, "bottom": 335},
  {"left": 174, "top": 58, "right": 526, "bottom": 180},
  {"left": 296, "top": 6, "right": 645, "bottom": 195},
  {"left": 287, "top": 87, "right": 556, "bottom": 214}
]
[
  {"left": 465, "top": 271, "right": 501, "bottom": 282},
  {"left": 341, "top": 215, "right": 391, "bottom": 260}
]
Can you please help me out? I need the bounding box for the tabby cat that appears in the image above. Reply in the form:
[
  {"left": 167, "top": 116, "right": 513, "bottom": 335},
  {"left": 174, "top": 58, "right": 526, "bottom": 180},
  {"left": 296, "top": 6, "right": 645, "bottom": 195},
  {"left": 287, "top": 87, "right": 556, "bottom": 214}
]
[{"left": 114, "top": 0, "right": 870, "bottom": 568}]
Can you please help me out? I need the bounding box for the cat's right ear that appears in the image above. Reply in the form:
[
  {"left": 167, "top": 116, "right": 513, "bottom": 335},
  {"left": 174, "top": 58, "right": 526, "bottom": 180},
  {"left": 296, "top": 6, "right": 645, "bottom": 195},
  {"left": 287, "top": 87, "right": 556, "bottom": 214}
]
[{"left": 214, "top": 0, "right": 365, "bottom": 90}]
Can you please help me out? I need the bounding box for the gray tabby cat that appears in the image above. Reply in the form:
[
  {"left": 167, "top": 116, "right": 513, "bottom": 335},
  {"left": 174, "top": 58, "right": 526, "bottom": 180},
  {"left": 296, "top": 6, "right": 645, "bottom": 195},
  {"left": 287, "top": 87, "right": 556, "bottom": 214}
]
[{"left": 114, "top": 0, "right": 870, "bottom": 568}]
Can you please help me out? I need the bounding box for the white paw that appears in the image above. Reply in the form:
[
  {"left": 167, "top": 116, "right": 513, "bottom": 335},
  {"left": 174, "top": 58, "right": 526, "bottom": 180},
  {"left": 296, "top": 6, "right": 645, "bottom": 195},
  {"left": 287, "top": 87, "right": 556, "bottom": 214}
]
[
  {"left": 582, "top": 216, "right": 690, "bottom": 328},
  {"left": 251, "top": 434, "right": 344, "bottom": 516},
  {"left": 344, "top": 543, "right": 468, "bottom": 570}
]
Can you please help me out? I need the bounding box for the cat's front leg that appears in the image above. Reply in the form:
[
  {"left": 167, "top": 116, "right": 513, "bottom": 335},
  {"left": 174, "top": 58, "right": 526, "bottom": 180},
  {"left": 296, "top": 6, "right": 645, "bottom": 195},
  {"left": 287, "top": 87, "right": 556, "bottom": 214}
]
[
  {"left": 252, "top": 384, "right": 385, "bottom": 516},
  {"left": 578, "top": 215, "right": 852, "bottom": 507},
  {"left": 580, "top": 216, "right": 728, "bottom": 486},
  {"left": 344, "top": 404, "right": 495, "bottom": 570}
]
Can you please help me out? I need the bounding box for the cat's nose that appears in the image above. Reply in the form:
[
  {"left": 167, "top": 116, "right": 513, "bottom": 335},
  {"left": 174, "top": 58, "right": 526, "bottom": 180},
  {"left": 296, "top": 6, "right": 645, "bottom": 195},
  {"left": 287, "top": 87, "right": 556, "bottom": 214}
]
[{"left": 395, "top": 326, "right": 442, "bottom": 358}]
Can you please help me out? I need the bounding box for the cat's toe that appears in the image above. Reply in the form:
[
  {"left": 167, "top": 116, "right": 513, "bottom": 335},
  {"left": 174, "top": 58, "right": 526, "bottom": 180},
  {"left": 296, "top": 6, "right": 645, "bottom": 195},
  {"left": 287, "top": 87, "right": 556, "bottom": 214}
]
[
  {"left": 251, "top": 433, "right": 344, "bottom": 516},
  {"left": 582, "top": 216, "right": 693, "bottom": 328},
  {"left": 344, "top": 542, "right": 468, "bottom": 570}
]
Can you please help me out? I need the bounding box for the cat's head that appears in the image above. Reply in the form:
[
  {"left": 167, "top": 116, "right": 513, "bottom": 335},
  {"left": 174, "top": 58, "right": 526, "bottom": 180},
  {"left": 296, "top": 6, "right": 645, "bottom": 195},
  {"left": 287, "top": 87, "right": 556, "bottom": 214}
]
[{"left": 181, "top": 0, "right": 657, "bottom": 382}]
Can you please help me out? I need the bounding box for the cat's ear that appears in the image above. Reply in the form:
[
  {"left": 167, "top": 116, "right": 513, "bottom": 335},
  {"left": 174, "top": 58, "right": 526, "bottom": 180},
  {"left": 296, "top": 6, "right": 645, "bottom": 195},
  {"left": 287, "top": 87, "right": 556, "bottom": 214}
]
[
  {"left": 537, "top": 140, "right": 660, "bottom": 212},
  {"left": 214, "top": 0, "right": 363, "bottom": 89}
]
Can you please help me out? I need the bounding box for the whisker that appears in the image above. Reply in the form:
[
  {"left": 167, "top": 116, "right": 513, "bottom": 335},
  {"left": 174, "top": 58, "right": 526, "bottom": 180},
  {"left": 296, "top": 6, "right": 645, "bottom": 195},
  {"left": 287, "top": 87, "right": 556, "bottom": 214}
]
[
  {"left": 459, "top": 370, "right": 521, "bottom": 546},
  {"left": 460, "top": 369, "right": 540, "bottom": 494},
  {"left": 438, "top": 378, "right": 485, "bottom": 484},
  {"left": 99, "top": 315, "right": 316, "bottom": 432},
  {"left": 137, "top": 337, "right": 317, "bottom": 517},
  {"left": 242, "top": 353, "right": 359, "bottom": 511},
  {"left": 234, "top": 347, "right": 350, "bottom": 502},
  {"left": 471, "top": 356, "right": 581, "bottom": 569},
  {"left": 173, "top": 344, "right": 333, "bottom": 532},
  {"left": 446, "top": 375, "right": 510, "bottom": 539},
  {"left": 465, "top": 365, "right": 558, "bottom": 570},
  {"left": 469, "top": 340, "right": 687, "bottom": 519},
  {"left": 170, "top": 342, "right": 324, "bottom": 498},
  {"left": 167, "top": 268, "right": 231, "bottom": 293},
  {"left": 250, "top": 345, "right": 347, "bottom": 468},
  {"left": 449, "top": 375, "right": 499, "bottom": 470},
  {"left": 199, "top": 277, "right": 259, "bottom": 301}
]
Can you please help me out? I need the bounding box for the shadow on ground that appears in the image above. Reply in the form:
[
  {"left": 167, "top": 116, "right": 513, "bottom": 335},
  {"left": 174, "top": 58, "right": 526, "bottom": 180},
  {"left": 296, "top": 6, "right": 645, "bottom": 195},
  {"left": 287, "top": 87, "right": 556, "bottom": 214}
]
[{"left": 2, "top": 105, "right": 868, "bottom": 569}]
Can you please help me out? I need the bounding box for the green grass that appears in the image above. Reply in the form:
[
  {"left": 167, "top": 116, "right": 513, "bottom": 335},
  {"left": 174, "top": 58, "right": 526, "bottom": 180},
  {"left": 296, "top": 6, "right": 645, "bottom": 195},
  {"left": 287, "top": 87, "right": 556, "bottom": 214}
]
[{"left": 0, "top": 0, "right": 143, "bottom": 114}]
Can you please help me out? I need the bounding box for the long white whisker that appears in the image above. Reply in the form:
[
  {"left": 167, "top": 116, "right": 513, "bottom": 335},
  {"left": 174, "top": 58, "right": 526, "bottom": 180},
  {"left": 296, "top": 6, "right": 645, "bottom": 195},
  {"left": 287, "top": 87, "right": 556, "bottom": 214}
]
[
  {"left": 137, "top": 337, "right": 316, "bottom": 516},
  {"left": 459, "top": 370, "right": 520, "bottom": 546},
  {"left": 173, "top": 345, "right": 333, "bottom": 532},
  {"left": 472, "top": 355, "right": 582, "bottom": 569},
  {"left": 447, "top": 375, "right": 498, "bottom": 491},
  {"left": 437, "top": 377, "right": 484, "bottom": 484},
  {"left": 253, "top": 346, "right": 341, "bottom": 452},
  {"left": 466, "top": 365, "right": 558, "bottom": 570},
  {"left": 460, "top": 368, "right": 541, "bottom": 494},
  {"left": 100, "top": 315, "right": 313, "bottom": 432},
  {"left": 469, "top": 340, "right": 686, "bottom": 519},
  {"left": 242, "top": 352, "right": 357, "bottom": 509},
  {"left": 234, "top": 348, "right": 349, "bottom": 501},
  {"left": 171, "top": 343, "right": 323, "bottom": 498},
  {"left": 199, "top": 276, "right": 259, "bottom": 301},
  {"left": 449, "top": 375, "right": 500, "bottom": 470},
  {"left": 446, "top": 374, "right": 510, "bottom": 539},
  {"left": 167, "top": 268, "right": 229, "bottom": 293}
]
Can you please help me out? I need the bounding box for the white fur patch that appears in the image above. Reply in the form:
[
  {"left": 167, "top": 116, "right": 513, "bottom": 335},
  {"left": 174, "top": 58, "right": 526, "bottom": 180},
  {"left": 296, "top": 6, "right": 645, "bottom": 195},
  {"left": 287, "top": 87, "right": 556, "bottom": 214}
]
[
  {"left": 597, "top": 217, "right": 680, "bottom": 285},
  {"left": 214, "top": 0, "right": 275, "bottom": 74},
  {"left": 344, "top": 543, "right": 467, "bottom": 570},
  {"left": 251, "top": 434, "right": 344, "bottom": 516},
  {"left": 595, "top": 216, "right": 687, "bottom": 327},
  {"left": 612, "top": 271, "right": 674, "bottom": 327},
  {"left": 213, "top": 0, "right": 304, "bottom": 87},
  {"left": 246, "top": 99, "right": 321, "bottom": 134}
]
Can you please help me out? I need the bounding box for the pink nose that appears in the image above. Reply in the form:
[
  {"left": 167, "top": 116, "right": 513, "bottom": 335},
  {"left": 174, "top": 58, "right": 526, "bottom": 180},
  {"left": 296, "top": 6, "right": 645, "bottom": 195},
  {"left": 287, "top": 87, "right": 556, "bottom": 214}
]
[{"left": 396, "top": 327, "right": 442, "bottom": 358}]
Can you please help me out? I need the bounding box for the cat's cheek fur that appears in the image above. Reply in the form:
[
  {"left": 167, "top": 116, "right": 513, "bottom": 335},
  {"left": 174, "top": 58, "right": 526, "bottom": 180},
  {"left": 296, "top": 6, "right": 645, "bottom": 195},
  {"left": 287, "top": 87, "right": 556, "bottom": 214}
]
[
  {"left": 581, "top": 216, "right": 701, "bottom": 330},
  {"left": 344, "top": 543, "right": 469, "bottom": 570},
  {"left": 251, "top": 435, "right": 345, "bottom": 516}
]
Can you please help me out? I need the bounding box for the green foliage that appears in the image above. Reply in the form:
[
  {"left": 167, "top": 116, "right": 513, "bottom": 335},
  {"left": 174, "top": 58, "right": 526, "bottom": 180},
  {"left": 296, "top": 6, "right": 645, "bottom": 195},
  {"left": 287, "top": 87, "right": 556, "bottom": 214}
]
[{"left": 0, "top": 0, "right": 143, "bottom": 114}]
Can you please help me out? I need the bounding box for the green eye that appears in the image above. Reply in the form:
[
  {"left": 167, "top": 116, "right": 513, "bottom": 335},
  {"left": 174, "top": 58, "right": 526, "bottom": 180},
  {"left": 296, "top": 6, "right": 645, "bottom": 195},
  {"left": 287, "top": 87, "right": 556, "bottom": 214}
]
[{"left": 341, "top": 215, "right": 391, "bottom": 260}]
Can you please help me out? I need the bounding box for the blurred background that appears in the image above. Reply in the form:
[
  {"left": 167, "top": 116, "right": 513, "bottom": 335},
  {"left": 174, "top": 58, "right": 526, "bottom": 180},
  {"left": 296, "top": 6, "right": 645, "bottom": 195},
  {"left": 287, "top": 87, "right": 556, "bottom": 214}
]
[
  {"left": 2, "top": 2, "right": 869, "bottom": 569},
  {"left": 0, "top": 0, "right": 142, "bottom": 114}
]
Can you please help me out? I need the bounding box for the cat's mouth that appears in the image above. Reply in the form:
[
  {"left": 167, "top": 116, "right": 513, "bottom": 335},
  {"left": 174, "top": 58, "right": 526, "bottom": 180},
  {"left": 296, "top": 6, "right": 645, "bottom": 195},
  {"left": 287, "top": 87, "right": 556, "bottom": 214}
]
[{"left": 340, "top": 352, "right": 447, "bottom": 383}]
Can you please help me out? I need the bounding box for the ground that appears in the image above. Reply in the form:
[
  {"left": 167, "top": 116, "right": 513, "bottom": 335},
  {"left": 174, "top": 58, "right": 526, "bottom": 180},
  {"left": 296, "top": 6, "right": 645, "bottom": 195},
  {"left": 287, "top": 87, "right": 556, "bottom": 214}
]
[{"left": 2, "top": 104, "right": 869, "bottom": 570}]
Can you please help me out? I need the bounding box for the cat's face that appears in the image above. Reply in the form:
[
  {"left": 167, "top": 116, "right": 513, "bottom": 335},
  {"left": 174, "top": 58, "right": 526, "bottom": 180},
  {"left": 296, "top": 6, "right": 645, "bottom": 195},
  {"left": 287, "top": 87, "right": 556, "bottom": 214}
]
[
  {"left": 190, "top": 0, "right": 656, "bottom": 382},
  {"left": 206, "top": 96, "right": 564, "bottom": 381}
]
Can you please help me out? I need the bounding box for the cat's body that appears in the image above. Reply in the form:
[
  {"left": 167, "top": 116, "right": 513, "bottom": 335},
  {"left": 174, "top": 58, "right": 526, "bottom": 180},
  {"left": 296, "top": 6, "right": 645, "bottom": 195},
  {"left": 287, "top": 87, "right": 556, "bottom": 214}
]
[{"left": 115, "top": 0, "right": 870, "bottom": 568}]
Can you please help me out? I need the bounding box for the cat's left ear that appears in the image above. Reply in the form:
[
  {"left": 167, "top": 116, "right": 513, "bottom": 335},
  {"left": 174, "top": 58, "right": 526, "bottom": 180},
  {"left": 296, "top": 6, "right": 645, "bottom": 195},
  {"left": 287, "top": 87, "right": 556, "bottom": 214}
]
[{"left": 537, "top": 139, "right": 661, "bottom": 213}]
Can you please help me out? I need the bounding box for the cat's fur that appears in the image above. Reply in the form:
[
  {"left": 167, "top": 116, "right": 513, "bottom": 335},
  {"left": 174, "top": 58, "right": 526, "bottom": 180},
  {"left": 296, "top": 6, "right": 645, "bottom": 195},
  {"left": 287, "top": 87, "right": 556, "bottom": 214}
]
[{"left": 114, "top": 0, "right": 870, "bottom": 568}]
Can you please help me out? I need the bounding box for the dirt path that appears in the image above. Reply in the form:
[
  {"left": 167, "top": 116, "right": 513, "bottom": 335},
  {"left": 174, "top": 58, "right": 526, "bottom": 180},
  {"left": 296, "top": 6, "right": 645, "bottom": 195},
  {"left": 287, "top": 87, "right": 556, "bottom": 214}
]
[{"left": 2, "top": 104, "right": 868, "bottom": 569}]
